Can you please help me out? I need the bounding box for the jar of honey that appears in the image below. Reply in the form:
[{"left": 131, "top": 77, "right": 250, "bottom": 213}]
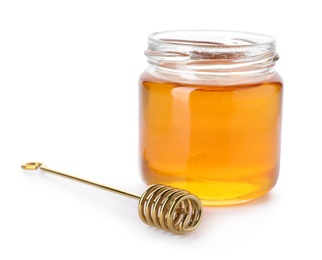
[{"left": 139, "top": 30, "right": 283, "bottom": 205}]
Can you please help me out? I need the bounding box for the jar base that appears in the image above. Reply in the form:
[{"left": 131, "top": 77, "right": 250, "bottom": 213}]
[
  {"left": 143, "top": 178, "right": 276, "bottom": 206},
  {"left": 199, "top": 188, "right": 272, "bottom": 206}
]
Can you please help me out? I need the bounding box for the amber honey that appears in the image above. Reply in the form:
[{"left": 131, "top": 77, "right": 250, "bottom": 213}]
[{"left": 139, "top": 30, "right": 283, "bottom": 205}]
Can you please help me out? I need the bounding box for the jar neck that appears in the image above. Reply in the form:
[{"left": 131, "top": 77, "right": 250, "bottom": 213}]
[{"left": 145, "top": 30, "right": 279, "bottom": 77}]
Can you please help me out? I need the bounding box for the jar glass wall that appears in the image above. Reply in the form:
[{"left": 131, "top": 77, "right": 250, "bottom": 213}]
[{"left": 139, "top": 30, "right": 283, "bottom": 205}]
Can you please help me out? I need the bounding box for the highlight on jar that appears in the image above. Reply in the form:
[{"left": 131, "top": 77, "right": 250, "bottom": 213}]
[{"left": 139, "top": 30, "right": 283, "bottom": 206}]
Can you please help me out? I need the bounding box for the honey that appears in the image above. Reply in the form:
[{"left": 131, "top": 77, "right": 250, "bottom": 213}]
[{"left": 139, "top": 30, "right": 283, "bottom": 205}]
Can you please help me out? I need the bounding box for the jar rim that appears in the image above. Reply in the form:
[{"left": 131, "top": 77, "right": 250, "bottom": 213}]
[
  {"left": 148, "top": 30, "right": 276, "bottom": 49},
  {"left": 145, "top": 30, "right": 278, "bottom": 76}
]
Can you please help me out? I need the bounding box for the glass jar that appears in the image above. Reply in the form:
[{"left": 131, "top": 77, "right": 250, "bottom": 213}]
[{"left": 139, "top": 30, "right": 283, "bottom": 205}]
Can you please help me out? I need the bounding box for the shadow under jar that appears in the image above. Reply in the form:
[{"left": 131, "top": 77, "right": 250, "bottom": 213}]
[{"left": 139, "top": 30, "right": 283, "bottom": 206}]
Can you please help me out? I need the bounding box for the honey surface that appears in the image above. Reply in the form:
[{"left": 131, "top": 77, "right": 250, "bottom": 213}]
[{"left": 139, "top": 72, "right": 283, "bottom": 205}]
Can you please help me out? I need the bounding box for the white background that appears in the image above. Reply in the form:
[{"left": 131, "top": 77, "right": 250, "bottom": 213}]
[{"left": 0, "top": 0, "right": 321, "bottom": 259}]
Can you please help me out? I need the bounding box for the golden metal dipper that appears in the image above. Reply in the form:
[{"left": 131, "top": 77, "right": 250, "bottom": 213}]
[{"left": 21, "top": 162, "right": 202, "bottom": 235}]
